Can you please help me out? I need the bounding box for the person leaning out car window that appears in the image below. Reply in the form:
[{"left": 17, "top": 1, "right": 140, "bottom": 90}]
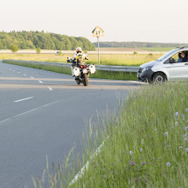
[{"left": 177, "top": 52, "right": 187, "bottom": 62}]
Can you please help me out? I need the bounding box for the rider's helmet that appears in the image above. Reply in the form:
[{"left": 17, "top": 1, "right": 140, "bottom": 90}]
[{"left": 76, "top": 47, "right": 82, "bottom": 53}]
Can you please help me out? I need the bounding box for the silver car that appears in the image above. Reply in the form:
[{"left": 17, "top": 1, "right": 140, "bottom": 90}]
[{"left": 137, "top": 47, "right": 188, "bottom": 83}]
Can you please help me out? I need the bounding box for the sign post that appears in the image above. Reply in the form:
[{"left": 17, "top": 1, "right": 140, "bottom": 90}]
[{"left": 92, "top": 26, "right": 104, "bottom": 65}]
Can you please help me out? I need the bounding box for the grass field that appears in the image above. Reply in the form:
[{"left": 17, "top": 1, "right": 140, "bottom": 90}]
[
  {"left": 32, "top": 82, "right": 188, "bottom": 188},
  {"left": 88, "top": 54, "right": 161, "bottom": 66},
  {"left": 0, "top": 53, "right": 162, "bottom": 66},
  {"left": 99, "top": 47, "right": 173, "bottom": 52},
  {"left": 141, "top": 47, "right": 174, "bottom": 52}
]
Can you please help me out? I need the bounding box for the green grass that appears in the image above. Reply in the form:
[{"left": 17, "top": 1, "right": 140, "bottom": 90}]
[
  {"left": 87, "top": 54, "right": 162, "bottom": 66},
  {"left": 2, "top": 60, "right": 137, "bottom": 81},
  {"left": 32, "top": 82, "right": 188, "bottom": 188},
  {"left": 73, "top": 82, "right": 188, "bottom": 188},
  {"left": 0, "top": 53, "right": 162, "bottom": 66}
]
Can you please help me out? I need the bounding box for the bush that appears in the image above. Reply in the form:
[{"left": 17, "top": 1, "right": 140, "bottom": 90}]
[
  {"left": 36, "top": 47, "right": 41, "bottom": 54},
  {"left": 9, "top": 44, "right": 18, "bottom": 53}
]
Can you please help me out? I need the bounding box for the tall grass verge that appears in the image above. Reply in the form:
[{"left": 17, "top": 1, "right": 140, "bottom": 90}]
[
  {"left": 72, "top": 82, "right": 188, "bottom": 187},
  {"left": 2, "top": 60, "right": 137, "bottom": 81}
]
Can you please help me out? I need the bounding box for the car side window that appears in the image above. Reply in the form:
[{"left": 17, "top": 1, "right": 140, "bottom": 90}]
[
  {"left": 176, "top": 51, "right": 188, "bottom": 63},
  {"left": 164, "top": 53, "right": 179, "bottom": 64}
]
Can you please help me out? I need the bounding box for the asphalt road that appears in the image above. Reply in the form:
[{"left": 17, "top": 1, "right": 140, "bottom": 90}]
[{"left": 0, "top": 60, "right": 142, "bottom": 188}]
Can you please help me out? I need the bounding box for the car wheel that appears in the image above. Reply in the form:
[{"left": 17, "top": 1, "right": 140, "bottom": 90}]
[{"left": 153, "top": 73, "right": 166, "bottom": 83}]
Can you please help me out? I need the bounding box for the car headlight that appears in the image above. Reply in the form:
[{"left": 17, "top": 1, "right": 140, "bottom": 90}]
[{"left": 142, "top": 66, "right": 153, "bottom": 73}]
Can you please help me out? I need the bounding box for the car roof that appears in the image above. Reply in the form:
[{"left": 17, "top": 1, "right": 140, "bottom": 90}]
[{"left": 177, "top": 47, "right": 188, "bottom": 51}]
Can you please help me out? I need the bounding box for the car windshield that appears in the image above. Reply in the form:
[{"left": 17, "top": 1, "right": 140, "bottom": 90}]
[{"left": 157, "top": 49, "right": 178, "bottom": 61}]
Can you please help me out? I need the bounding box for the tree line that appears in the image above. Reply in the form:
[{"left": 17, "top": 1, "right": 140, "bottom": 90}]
[
  {"left": 0, "top": 31, "right": 96, "bottom": 51},
  {"left": 94, "top": 41, "right": 188, "bottom": 48}
]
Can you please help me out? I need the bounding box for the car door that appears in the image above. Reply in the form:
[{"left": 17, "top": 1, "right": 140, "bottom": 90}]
[
  {"left": 164, "top": 62, "right": 188, "bottom": 81},
  {"left": 181, "top": 61, "right": 188, "bottom": 80},
  {"left": 163, "top": 51, "right": 188, "bottom": 81}
]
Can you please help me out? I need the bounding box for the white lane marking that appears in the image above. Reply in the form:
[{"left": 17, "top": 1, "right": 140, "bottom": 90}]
[
  {"left": 0, "top": 101, "right": 57, "bottom": 124},
  {"left": 23, "top": 74, "right": 27, "bottom": 76},
  {"left": 38, "top": 80, "right": 43, "bottom": 84},
  {"left": 14, "top": 96, "right": 33, "bottom": 103},
  {"left": 48, "top": 87, "right": 53, "bottom": 91},
  {"left": 17, "top": 72, "right": 21, "bottom": 74},
  {"left": 0, "top": 108, "right": 37, "bottom": 124},
  {"left": 69, "top": 140, "right": 105, "bottom": 186},
  {"left": 12, "top": 70, "right": 15, "bottom": 72},
  {"left": 30, "top": 76, "right": 34, "bottom": 79}
]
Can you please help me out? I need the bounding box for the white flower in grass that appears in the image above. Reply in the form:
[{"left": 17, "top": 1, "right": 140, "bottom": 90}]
[
  {"left": 165, "top": 132, "right": 168, "bottom": 136},
  {"left": 130, "top": 151, "right": 133, "bottom": 155},
  {"left": 185, "top": 148, "right": 188, "bottom": 152},
  {"left": 140, "top": 148, "right": 142, "bottom": 153},
  {"left": 185, "top": 108, "right": 188, "bottom": 112},
  {"left": 183, "top": 134, "right": 187, "bottom": 141},
  {"left": 155, "top": 128, "right": 157, "bottom": 131},
  {"left": 185, "top": 127, "right": 188, "bottom": 131},
  {"left": 175, "top": 112, "right": 179, "bottom": 116},
  {"left": 166, "top": 162, "right": 171, "bottom": 167},
  {"left": 175, "top": 122, "right": 178, "bottom": 126},
  {"left": 179, "top": 146, "right": 183, "bottom": 149}
]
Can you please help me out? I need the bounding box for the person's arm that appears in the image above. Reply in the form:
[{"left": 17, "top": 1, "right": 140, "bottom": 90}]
[{"left": 83, "top": 54, "right": 89, "bottom": 60}]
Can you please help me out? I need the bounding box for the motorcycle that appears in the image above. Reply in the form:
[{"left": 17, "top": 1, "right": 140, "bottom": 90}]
[{"left": 67, "top": 57, "right": 96, "bottom": 86}]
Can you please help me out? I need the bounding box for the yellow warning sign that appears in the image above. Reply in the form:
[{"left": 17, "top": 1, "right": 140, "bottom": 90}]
[{"left": 92, "top": 26, "right": 104, "bottom": 37}]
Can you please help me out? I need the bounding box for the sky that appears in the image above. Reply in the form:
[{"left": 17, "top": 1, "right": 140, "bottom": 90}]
[{"left": 1, "top": 0, "right": 188, "bottom": 43}]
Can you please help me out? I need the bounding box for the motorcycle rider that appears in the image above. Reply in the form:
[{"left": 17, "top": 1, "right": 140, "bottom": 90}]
[
  {"left": 67, "top": 47, "right": 89, "bottom": 83},
  {"left": 67, "top": 47, "right": 95, "bottom": 86},
  {"left": 71, "top": 47, "right": 89, "bottom": 67}
]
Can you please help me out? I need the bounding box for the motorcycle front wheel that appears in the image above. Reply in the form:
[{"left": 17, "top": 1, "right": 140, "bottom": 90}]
[
  {"left": 83, "top": 74, "right": 88, "bottom": 86},
  {"left": 76, "top": 79, "right": 81, "bottom": 85}
]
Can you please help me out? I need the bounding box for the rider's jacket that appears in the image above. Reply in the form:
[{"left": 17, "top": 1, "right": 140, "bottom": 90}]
[{"left": 71, "top": 52, "right": 88, "bottom": 66}]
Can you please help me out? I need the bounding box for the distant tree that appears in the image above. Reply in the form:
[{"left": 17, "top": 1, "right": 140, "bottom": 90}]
[
  {"left": 36, "top": 47, "right": 41, "bottom": 54},
  {"left": 0, "top": 31, "right": 96, "bottom": 51},
  {"left": 9, "top": 44, "right": 18, "bottom": 53}
]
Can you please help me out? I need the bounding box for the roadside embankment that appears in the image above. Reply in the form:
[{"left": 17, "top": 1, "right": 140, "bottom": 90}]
[{"left": 70, "top": 82, "right": 188, "bottom": 187}]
